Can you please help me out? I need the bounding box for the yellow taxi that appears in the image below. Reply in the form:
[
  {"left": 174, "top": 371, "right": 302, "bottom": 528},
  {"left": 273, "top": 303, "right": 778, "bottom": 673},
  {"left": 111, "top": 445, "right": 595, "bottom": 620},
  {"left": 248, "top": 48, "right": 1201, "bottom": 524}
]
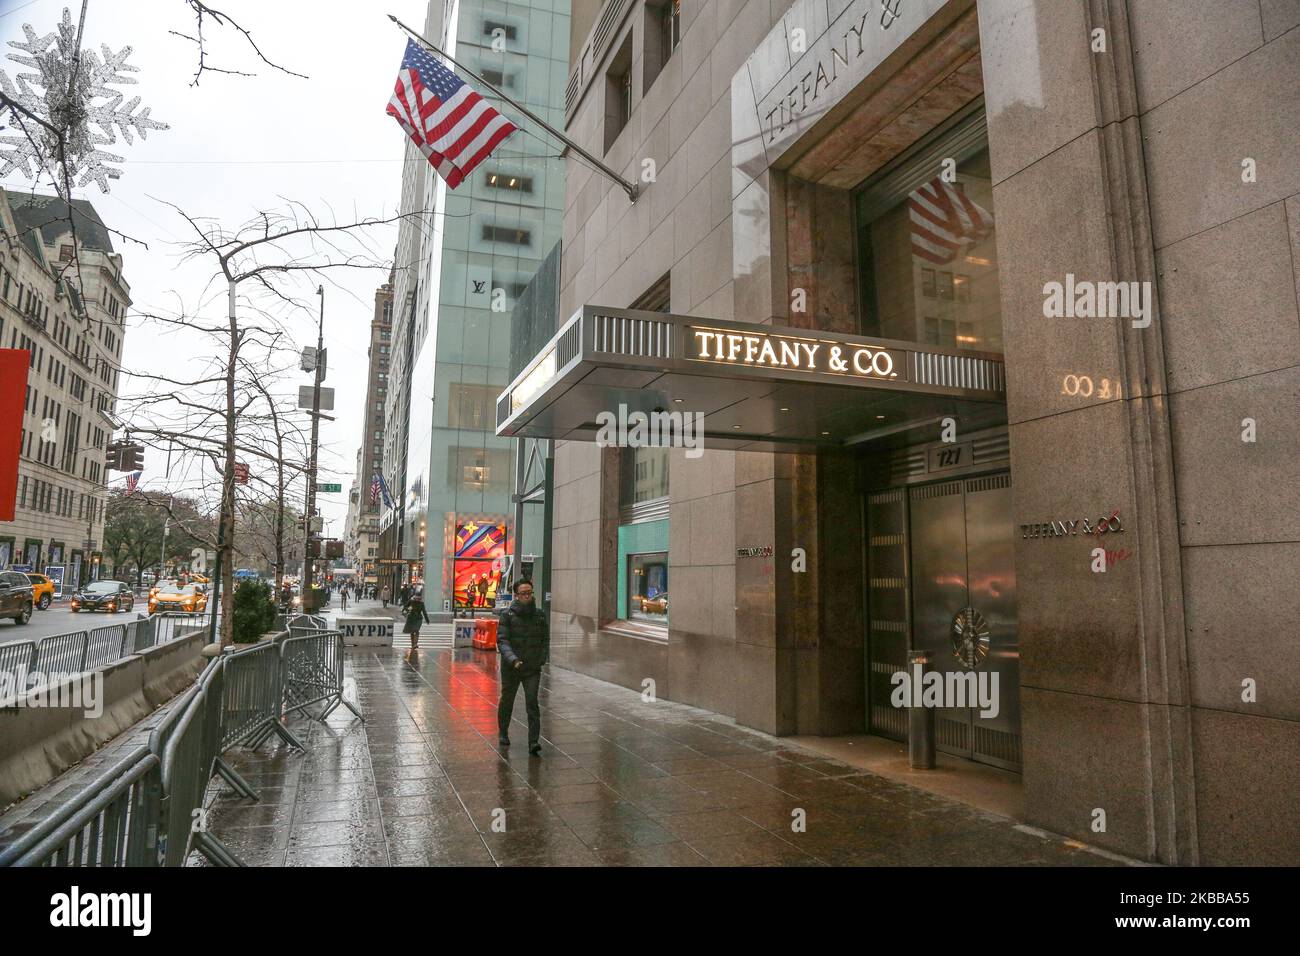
[
  {"left": 149, "top": 583, "right": 208, "bottom": 615},
  {"left": 149, "top": 578, "right": 177, "bottom": 601},
  {"left": 25, "top": 573, "right": 56, "bottom": 610}
]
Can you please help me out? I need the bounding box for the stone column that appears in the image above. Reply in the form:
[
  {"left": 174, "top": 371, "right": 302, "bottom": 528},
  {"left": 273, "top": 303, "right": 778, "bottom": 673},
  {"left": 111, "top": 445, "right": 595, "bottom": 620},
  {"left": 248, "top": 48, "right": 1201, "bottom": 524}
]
[{"left": 980, "top": 0, "right": 1195, "bottom": 863}]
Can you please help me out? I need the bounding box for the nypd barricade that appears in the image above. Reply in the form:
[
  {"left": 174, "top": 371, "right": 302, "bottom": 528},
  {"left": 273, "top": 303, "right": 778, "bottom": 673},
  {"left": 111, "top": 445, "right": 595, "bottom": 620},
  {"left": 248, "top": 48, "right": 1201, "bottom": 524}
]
[{"left": 337, "top": 617, "right": 394, "bottom": 647}]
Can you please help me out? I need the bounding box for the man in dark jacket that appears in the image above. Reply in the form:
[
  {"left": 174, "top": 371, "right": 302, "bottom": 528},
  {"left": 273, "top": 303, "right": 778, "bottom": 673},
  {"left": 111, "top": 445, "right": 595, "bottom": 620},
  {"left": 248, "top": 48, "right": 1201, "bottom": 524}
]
[{"left": 496, "top": 579, "right": 548, "bottom": 755}]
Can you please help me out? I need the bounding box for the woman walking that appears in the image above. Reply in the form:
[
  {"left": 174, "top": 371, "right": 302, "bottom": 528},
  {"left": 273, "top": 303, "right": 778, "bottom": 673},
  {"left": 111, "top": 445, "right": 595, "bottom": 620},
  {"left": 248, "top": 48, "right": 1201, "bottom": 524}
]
[{"left": 402, "top": 589, "right": 429, "bottom": 650}]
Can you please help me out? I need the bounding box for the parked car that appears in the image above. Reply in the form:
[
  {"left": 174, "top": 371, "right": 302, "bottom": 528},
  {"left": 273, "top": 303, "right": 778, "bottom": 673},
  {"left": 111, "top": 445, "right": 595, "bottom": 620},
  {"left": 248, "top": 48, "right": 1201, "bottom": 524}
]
[
  {"left": 0, "top": 571, "right": 34, "bottom": 625},
  {"left": 70, "top": 580, "right": 136, "bottom": 614},
  {"left": 25, "top": 572, "right": 56, "bottom": 610},
  {"left": 149, "top": 583, "right": 207, "bottom": 615}
]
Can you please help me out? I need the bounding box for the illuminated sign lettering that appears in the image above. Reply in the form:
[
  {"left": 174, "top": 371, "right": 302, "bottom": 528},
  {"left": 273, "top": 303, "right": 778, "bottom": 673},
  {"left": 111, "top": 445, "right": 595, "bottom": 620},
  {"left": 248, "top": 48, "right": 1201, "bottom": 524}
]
[{"left": 688, "top": 326, "right": 900, "bottom": 382}]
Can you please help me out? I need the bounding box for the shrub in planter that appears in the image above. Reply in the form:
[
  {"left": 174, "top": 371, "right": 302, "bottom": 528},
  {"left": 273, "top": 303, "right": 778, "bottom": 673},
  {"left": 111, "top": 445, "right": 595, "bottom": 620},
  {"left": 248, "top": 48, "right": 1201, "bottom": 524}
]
[{"left": 232, "top": 579, "right": 277, "bottom": 643}]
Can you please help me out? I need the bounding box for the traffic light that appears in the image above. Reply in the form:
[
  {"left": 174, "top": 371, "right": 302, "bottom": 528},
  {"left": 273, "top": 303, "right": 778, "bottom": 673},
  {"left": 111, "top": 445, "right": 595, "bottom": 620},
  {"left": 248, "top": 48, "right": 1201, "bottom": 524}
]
[
  {"left": 105, "top": 442, "right": 121, "bottom": 470},
  {"left": 120, "top": 443, "right": 144, "bottom": 472},
  {"left": 325, "top": 539, "right": 344, "bottom": 559},
  {"left": 306, "top": 538, "right": 321, "bottom": 558}
]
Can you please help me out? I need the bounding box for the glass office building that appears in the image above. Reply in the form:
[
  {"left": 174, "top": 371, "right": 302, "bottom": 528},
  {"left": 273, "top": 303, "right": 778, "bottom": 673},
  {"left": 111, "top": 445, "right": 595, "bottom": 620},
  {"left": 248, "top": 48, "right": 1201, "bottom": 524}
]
[{"left": 381, "top": 0, "right": 569, "bottom": 611}]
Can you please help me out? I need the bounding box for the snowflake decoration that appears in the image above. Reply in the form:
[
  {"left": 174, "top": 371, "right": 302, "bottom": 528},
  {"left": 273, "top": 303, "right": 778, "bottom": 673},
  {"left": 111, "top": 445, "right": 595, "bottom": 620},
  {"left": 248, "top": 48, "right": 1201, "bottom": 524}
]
[{"left": 0, "top": 7, "right": 168, "bottom": 196}]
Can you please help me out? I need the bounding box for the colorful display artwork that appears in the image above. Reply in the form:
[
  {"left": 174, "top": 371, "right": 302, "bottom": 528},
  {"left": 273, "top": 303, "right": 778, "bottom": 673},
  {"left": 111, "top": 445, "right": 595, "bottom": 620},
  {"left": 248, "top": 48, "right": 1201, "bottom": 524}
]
[{"left": 453, "top": 520, "right": 508, "bottom": 609}]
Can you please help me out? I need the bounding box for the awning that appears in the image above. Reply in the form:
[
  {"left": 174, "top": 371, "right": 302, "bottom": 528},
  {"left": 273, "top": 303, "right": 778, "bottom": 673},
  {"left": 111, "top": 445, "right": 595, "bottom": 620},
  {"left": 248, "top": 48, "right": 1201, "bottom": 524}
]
[{"left": 496, "top": 307, "right": 1007, "bottom": 452}]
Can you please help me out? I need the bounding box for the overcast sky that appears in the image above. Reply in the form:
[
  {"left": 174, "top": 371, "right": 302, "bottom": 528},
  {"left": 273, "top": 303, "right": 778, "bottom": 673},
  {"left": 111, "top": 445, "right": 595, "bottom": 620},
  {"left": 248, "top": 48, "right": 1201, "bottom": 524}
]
[{"left": 1, "top": 0, "right": 427, "bottom": 542}]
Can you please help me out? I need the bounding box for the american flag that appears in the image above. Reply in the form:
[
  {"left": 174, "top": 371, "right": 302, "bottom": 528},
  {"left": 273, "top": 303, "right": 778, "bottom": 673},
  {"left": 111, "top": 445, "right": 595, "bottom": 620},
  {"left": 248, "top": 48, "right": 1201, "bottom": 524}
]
[
  {"left": 908, "top": 177, "right": 993, "bottom": 265},
  {"left": 374, "top": 472, "right": 395, "bottom": 510},
  {"left": 125, "top": 470, "right": 142, "bottom": 495},
  {"left": 370, "top": 473, "right": 382, "bottom": 505},
  {"left": 386, "top": 39, "right": 517, "bottom": 189}
]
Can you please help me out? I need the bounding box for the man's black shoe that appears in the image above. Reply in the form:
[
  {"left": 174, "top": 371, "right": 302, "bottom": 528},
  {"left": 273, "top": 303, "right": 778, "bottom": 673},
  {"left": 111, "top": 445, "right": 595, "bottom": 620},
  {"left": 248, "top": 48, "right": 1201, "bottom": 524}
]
[{"left": 529, "top": 745, "right": 542, "bottom": 756}]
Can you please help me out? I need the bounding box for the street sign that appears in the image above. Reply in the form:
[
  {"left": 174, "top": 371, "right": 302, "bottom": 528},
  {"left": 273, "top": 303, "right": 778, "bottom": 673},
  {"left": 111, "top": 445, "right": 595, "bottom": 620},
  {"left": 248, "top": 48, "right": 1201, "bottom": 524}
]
[
  {"left": 234, "top": 462, "right": 249, "bottom": 484},
  {"left": 318, "top": 482, "right": 342, "bottom": 493},
  {"left": 81, "top": 539, "right": 96, "bottom": 550},
  {"left": 298, "top": 386, "right": 335, "bottom": 411}
]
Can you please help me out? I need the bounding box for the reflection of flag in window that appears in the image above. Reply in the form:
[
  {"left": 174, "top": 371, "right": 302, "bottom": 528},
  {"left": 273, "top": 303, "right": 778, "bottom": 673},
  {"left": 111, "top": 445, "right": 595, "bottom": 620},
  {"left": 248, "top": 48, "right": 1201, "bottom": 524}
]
[{"left": 908, "top": 177, "right": 993, "bottom": 265}]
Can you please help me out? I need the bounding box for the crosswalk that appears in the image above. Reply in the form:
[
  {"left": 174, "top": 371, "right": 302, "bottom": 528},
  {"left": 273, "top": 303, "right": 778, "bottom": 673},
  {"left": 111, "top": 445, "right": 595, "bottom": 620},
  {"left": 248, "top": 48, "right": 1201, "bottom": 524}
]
[{"left": 395, "top": 622, "right": 455, "bottom": 649}]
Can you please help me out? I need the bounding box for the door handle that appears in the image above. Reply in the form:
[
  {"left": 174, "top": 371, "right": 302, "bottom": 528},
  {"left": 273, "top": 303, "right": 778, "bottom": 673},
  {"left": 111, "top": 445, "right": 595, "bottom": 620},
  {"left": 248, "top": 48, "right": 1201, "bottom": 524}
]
[{"left": 951, "top": 606, "right": 989, "bottom": 669}]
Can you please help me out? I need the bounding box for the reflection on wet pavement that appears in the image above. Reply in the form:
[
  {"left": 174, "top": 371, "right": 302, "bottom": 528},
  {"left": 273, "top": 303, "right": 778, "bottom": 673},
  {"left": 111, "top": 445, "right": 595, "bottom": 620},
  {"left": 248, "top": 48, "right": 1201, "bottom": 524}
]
[{"left": 199, "top": 646, "right": 1137, "bottom": 867}]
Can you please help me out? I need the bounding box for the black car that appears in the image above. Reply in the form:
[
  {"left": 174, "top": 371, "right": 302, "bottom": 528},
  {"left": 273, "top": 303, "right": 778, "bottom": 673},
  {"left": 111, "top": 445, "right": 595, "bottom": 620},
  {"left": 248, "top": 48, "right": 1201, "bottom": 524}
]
[
  {"left": 70, "top": 580, "right": 135, "bottom": 614},
  {"left": 0, "top": 571, "right": 34, "bottom": 625}
]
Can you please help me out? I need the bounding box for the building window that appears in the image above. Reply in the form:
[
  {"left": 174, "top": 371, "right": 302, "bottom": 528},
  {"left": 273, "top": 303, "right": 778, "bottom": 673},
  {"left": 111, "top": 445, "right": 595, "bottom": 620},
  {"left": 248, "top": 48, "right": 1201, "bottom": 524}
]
[
  {"left": 627, "top": 551, "right": 668, "bottom": 624},
  {"left": 479, "top": 67, "right": 514, "bottom": 89},
  {"left": 482, "top": 20, "right": 517, "bottom": 42},
  {"left": 854, "top": 110, "right": 1001, "bottom": 351},
  {"left": 447, "top": 383, "right": 498, "bottom": 430},
  {"left": 644, "top": 0, "right": 681, "bottom": 92},
  {"left": 485, "top": 172, "right": 533, "bottom": 194},
  {"left": 604, "top": 32, "right": 635, "bottom": 153},
  {"left": 481, "top": 224, "right": 532, "bottom": 246}
]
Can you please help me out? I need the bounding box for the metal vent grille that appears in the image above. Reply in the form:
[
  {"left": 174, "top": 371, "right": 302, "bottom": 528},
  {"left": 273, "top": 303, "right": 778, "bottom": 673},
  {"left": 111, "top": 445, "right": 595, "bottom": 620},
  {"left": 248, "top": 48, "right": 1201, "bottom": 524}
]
[
  {"left": 910, "top": 351, "right": 1006, "bottom": 393},
  {"left": 565, "top": 64, "right": 582, "bottom": 114},
  {"left": 974, "top": 725, "right": 1022, "bottom": 769},
  {"left": 592, "top": 313, "right": 671, "bottom": 358},
  {"left": 556, "top": 318, "right": 582, "bottom": 368},
  {"left": 938, "top": 717, "right": 969, "bottom": 751},
  {"left": 887, "top": 450, "right": 926, "bottom": 483},
  {"left": 910, "top": 480, "right": 962, "bottom": 500},
  {"left": 972, "top": 430, "right": 1011, "bottom": 464},
  {"left": 593, "top": 0, "right": 627, "bottom": 55},
  {"left": 966, "top": 473, "right": 1011, "bottom": 494}
]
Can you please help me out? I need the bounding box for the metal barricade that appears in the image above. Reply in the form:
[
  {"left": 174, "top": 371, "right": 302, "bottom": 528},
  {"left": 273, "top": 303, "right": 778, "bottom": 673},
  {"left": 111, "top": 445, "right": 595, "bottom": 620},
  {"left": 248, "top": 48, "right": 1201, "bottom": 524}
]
[
  {"left": 86, "top": 624, "right": 127, "bottom": 670},
  {"left": 0, "top": 640, "right": 36, "bottom": 693},
  {"left": 2, "top": 628, "right": 312, "bottom": 868},
  {"left": 34, "top": 630, "right": 88, "bottom": 674},
  {"left": 152, "top": 611, "right": 211, "bottom": 646},
  {"left": 0, "top": 745, "right": 161, "bottom": 867},
  {"left": 152, "top": 660, "right": 251, "bottom": 867},
  {"left": 131, "top": 615, "right": 158, "bottom": 653},
  {"left": 221, "top": 642, "right": 304, "bottom": 753},
  {"left": 279, "top": 631, "right": 364, "bottom": 726}
]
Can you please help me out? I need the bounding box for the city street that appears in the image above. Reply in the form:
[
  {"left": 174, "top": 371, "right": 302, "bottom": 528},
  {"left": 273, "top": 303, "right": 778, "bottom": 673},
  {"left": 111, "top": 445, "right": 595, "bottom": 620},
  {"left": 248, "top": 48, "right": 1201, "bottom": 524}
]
[{"left": 0, "top": 601, "right": 148, "bottom": 645}]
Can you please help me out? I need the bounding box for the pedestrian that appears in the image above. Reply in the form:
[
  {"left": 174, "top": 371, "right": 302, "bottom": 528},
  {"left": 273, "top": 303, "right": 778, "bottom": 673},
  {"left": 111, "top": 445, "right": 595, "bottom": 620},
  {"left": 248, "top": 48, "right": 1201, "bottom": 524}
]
[
  {"left": 496, "top": 579, "right": 548, "bottom": 756},
  {"left": 400, "top": 583, "right": 411, "bottom": 606},
  {"left": 381, "top": 584, "right": 391, "bottom": 608},
  {"left": 402, "top": 589, "right": 429, "bottom": 651},
  {"left": 340, "top": 586, "right": 348, "bottom": 612},
  {"left": 477, "top": 575, "right": 489, "bottom": 608}
]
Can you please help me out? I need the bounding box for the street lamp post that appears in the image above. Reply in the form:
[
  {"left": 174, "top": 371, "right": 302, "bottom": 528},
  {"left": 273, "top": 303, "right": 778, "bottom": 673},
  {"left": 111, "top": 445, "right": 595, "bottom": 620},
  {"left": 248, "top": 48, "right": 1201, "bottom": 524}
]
[{"left": 301, "top": 287, "right": 325, "bottom": 604}]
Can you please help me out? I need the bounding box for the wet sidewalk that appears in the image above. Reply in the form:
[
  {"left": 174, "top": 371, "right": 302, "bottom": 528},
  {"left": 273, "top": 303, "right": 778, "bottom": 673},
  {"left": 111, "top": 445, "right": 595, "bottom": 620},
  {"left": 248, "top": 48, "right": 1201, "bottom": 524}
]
[{"left": 202, "top": 645, "right": 1140, "bottom": 867}]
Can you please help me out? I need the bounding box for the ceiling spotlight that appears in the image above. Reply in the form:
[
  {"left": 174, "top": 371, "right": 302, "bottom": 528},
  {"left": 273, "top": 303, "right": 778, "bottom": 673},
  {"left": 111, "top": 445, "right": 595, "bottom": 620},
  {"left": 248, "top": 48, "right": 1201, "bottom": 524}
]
[
  {"left": 779, "top": 407, "right": 789, "bottom": 412},
  {"left": 876, "top": 415, "right": 885, "bottom": 420},
  {"left": 821, "top": 431, "right": 829, "bottom": 436},
  {"left": 673, "top": 398, "right": 683, "bottom": 403},
  {"left": 732, "top": 424, "right": 741, "bottom": 429}
]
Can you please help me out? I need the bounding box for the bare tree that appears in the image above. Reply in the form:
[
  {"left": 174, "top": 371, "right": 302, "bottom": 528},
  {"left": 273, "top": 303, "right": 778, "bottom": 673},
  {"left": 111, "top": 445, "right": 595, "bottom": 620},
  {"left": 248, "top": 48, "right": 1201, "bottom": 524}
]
[{"left": 111, "top": 198, "right": 427, "bottom": 645}]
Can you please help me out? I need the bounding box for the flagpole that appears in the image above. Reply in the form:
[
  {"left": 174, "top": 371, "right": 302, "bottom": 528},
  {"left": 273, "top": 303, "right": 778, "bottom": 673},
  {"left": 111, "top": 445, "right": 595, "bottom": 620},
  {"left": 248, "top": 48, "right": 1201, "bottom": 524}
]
[{"left": 387, "top": 15, "right": 639, "bottom": 202}]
